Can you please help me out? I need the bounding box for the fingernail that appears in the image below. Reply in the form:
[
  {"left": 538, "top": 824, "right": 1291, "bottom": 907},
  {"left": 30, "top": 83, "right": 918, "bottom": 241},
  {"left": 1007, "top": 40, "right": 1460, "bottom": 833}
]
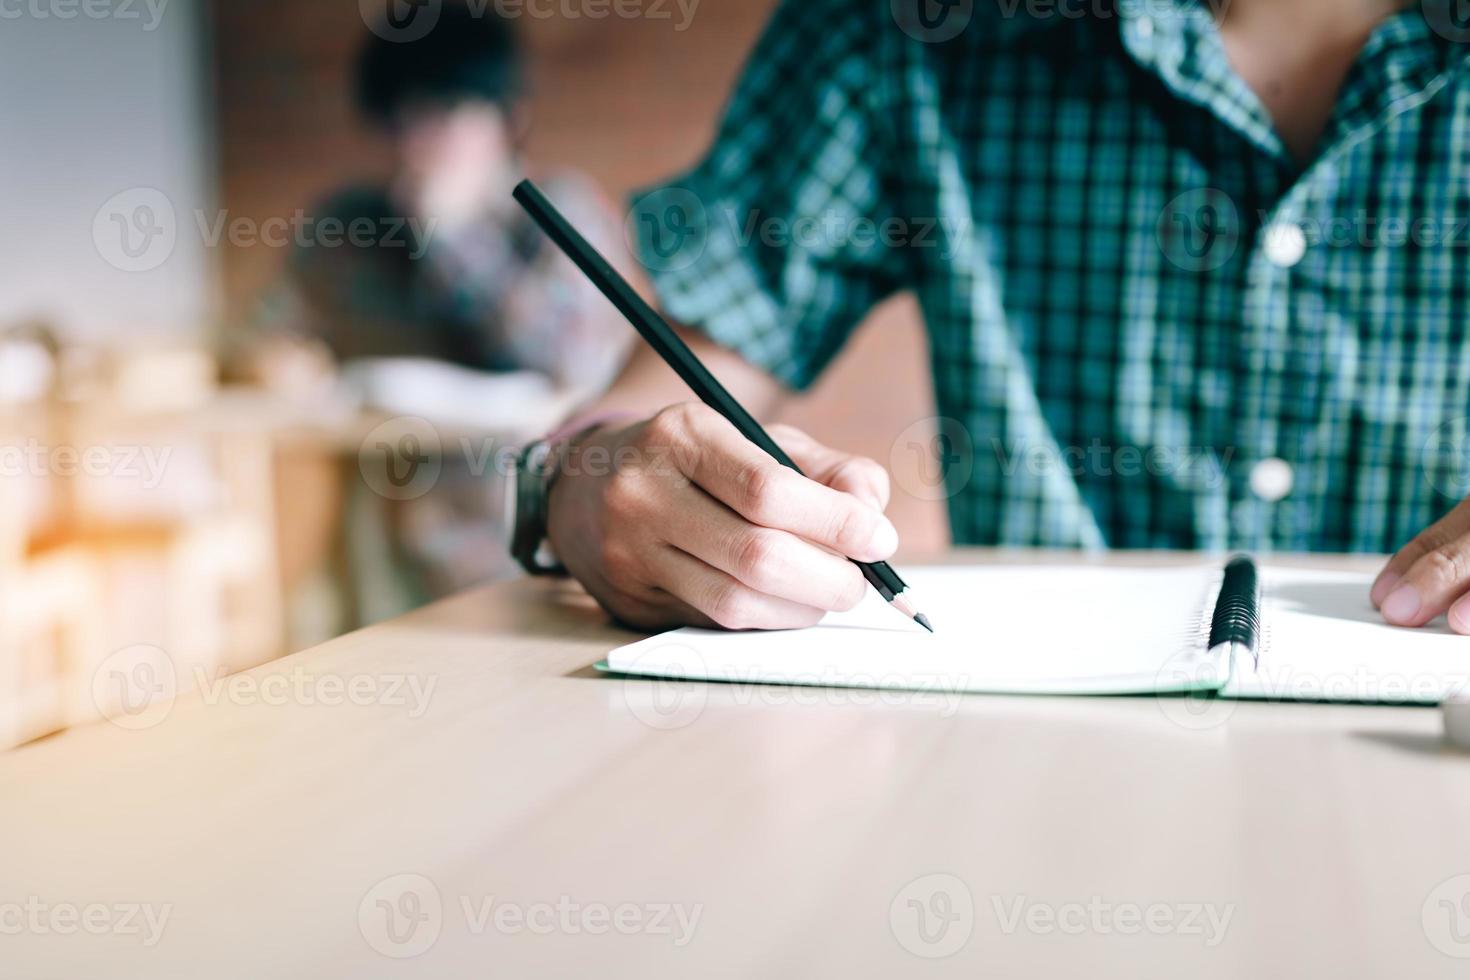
[
  {"left": 1451, "top": 602, "right": 1470, "bottom": 635},
  {"left": 1381, "top": 583, "right": 1422, "bottom": 624},
  {"left": 1370, "top": 571, "right": 1400, "bottom": 608},
  {"left": 868, "top": 518, "right": 899, "bottom": 558}
]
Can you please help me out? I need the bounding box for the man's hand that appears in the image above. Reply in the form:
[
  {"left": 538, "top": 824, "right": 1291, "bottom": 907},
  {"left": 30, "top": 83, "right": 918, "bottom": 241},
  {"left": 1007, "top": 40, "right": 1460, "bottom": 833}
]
[
  {"left": 1372, "top": 498, "right": 1470, "bottom": 633},
  {"left": 547, "top": 403, "right": 899, "bottom": 631}
]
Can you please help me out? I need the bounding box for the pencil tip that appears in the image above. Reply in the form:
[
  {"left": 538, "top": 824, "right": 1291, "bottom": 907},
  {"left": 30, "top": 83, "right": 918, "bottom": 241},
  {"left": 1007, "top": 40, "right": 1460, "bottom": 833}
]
[{"left": 915, "top": 613, "right": 935, "bottom": 634}]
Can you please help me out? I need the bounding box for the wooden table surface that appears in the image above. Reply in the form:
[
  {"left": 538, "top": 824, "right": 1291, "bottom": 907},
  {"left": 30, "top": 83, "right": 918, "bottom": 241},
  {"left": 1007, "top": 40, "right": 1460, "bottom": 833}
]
[{"left": 5, "top": 550, "right": 1470, "bottom": 979}]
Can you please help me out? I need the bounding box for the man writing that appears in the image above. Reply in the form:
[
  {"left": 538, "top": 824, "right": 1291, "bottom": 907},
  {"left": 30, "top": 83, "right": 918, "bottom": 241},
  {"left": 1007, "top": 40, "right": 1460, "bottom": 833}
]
[{"left": 520, "top": 0, "right": 1470, "bottom": 634}]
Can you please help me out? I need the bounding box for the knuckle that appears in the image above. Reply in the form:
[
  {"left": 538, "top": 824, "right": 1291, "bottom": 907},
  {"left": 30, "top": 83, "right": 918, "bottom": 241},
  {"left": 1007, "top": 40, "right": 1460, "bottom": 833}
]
[
  {"left": 645, "top": 404, "right": 690, "bottom": 444},
  {"left": 651, "top": 402, "right": 711, "bottom": 440},
  {"left": 706, "top": 584, "right": 757, "bottom": 631},
  {"left": 601, "top": 472, "right": 644, "bottom": 517},
  {"left": 1419, "top": 546, "right": 1470, "bottom": 587},
  {"left": 597, "top": 538, "right": 639, "bottom": 579},
  {"left": 831, "top": 504, "right": 877, "bottom": 555},
  {"left": 737, "top": 463, "right": 780, "bottom": 521},
  {"left": 732, "top": 529, "right": 782, "bottom": 586}
]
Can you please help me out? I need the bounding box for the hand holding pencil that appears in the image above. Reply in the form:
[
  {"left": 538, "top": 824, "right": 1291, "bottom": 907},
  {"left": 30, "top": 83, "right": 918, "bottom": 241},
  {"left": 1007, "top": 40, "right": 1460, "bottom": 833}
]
[
  {"left": 547, "top": 407, "right": 909, "bottom": 631},
  {"left": 515, "top": 180, "right": 932, "bottom": 633}
]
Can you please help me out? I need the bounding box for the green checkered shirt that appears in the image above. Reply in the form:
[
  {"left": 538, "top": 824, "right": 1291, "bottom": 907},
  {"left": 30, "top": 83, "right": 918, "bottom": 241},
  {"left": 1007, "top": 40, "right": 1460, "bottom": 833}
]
[{"left": 631, "top": 0, "right": 1470, "bottom": 553}]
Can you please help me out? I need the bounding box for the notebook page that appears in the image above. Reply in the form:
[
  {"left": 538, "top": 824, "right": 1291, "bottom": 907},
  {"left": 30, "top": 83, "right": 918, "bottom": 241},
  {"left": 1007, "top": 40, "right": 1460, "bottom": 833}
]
[
  {"left": 1223, "top": 567, "right": 1470, "bottom": 703},
  {"left": 606, "top": 565, "right": 1221, "bottom": 696}
]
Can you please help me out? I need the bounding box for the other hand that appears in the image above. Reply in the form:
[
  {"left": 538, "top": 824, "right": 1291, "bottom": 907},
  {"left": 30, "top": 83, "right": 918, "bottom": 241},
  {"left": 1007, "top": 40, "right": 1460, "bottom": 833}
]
[{"left": 1372, "top": 498, "right": 1470, "bottom": 633}]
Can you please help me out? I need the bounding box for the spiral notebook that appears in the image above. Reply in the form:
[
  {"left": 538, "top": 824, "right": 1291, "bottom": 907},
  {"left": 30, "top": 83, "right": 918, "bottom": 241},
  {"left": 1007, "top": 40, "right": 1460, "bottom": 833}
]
[{"left": 603, "top": 560, "right": 1470, "bottom": 704}]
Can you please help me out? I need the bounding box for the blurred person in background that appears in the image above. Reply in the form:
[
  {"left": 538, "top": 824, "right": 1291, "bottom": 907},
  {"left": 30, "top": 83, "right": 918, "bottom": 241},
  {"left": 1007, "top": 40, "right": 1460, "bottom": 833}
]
[{"left": 235, "top": 2, "right": 629, "bottom": 616}]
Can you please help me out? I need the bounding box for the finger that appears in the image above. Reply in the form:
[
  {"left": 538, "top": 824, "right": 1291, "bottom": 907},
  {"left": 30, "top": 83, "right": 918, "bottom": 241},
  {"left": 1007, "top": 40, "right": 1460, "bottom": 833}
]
[
  {"left": 768, "top": 424, "right": 891, "bottom": 511},
  {"left": 1378, "top": 509, "right": 1470, "bottom": 628},
  {"left": 652, "top": 479, "right": 869, "bottom": 612},
  {"left": 1371, "top": 538, "right": 1432, "bottom": 608},
  {"left": 1448, "top": 593, "right": 1470, "bottom": 636},
  {"left": 644, "top": 544, "right": 828, "bottom": 631},
  {"left": 657, "top": 408, "right": 898, "bottom": 561}
]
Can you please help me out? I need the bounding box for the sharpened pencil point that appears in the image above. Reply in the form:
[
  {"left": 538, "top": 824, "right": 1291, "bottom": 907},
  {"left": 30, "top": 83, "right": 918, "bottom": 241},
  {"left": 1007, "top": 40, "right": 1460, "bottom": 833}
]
[{"left": 915, "top": 613, "right": 934, "bottom": 633}]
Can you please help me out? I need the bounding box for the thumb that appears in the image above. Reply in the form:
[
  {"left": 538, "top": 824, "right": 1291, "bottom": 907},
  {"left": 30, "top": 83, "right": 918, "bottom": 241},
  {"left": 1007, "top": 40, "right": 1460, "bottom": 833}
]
[{"left": 767, "top": 424, "right": 891, "bottom": 513}]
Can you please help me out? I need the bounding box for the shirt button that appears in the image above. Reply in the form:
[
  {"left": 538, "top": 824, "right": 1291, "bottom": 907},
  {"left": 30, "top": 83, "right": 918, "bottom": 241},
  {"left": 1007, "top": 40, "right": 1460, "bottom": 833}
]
[
  {"left": 1263, "top": 223, "right": 1308, "bottom": 268},
  {"left": 1250, "top": 458, "right": 1295, "bottom": 502}
]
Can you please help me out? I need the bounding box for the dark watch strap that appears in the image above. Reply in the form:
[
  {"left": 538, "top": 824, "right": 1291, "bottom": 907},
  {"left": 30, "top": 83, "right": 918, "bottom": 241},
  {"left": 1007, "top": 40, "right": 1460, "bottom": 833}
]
[{"left": 510, "top": 440, "right": 567, "bottom": 577}]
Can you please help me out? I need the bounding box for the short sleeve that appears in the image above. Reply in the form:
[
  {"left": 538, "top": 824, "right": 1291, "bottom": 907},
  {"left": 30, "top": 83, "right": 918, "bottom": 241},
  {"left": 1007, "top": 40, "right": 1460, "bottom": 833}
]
[{"left": 628, "top": 0, "right": 903, "bottom": 391}]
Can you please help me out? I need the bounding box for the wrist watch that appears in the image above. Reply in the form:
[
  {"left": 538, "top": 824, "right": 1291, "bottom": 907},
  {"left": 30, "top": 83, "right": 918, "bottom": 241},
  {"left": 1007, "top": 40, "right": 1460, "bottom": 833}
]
[
  {"left": 509, "top": 438, "right": 568, "bottom": 576},
  {"left": 509, "top": 411, "right": 638, "bottom": 577}
]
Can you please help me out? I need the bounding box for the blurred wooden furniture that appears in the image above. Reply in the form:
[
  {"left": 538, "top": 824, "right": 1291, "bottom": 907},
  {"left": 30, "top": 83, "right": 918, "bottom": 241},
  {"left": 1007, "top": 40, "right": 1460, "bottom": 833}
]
[
  {"left": 0, "top": 380, "right": 295, "bottom": 748},
  {"left": 4, "top": 550, "right": 1466, "bottom": 979}
]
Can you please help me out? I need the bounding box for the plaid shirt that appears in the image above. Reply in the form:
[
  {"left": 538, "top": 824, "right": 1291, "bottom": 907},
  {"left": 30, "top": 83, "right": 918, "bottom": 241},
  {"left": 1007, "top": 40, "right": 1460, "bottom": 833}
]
[{"left": 631, "top": 0, "right": 1470, "bottom": 553}]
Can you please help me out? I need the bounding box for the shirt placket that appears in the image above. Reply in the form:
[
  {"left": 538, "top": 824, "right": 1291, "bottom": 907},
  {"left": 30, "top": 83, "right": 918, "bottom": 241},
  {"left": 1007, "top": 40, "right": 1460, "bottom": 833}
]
[
  {"left": 1119, "top": 2, "right": 1297, "bottom": 550},
  {"left": 1249, "top": 16, "right": 1461, "bottom": 550},
  {"left": 1121, "top": 4, "right": 1463, "bottom": 551}
]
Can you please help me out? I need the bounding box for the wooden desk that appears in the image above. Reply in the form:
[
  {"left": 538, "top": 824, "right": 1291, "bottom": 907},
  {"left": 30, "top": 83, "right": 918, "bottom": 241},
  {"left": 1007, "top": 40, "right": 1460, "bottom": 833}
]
[{"left": 4, "top": 551, "right": 1468, "bottom": 978}]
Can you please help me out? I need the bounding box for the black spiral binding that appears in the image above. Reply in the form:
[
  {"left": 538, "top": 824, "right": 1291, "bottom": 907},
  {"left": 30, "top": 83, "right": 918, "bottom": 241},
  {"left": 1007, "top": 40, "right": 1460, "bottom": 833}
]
[{"left": 1208, "top": 555, "right": 1260, "bottom": 659}]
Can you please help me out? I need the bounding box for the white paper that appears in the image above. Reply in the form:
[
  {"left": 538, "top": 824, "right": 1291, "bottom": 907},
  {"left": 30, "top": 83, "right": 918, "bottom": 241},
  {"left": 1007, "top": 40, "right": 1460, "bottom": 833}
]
[
  {"left": 609, "top": 563, "right": 1470, "bottom": 704},
  {"left": 608, "top": 565, "right": 1222, "bottom": 696},
  {"left": 1224, "top": 567, "right": 1470, "bottom": 704}
]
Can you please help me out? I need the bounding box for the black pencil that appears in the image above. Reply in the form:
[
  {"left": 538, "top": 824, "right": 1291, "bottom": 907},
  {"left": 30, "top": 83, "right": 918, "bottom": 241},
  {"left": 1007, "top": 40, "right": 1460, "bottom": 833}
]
[{"left": 513, "top": 179, "right": 933, "bottom": 633}]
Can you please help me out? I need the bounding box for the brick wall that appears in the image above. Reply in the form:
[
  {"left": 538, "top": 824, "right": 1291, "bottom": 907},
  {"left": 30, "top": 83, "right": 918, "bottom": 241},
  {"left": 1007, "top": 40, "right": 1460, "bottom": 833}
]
[{"left": 208, "top": 0, "right": 949, "bottom": 550}]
